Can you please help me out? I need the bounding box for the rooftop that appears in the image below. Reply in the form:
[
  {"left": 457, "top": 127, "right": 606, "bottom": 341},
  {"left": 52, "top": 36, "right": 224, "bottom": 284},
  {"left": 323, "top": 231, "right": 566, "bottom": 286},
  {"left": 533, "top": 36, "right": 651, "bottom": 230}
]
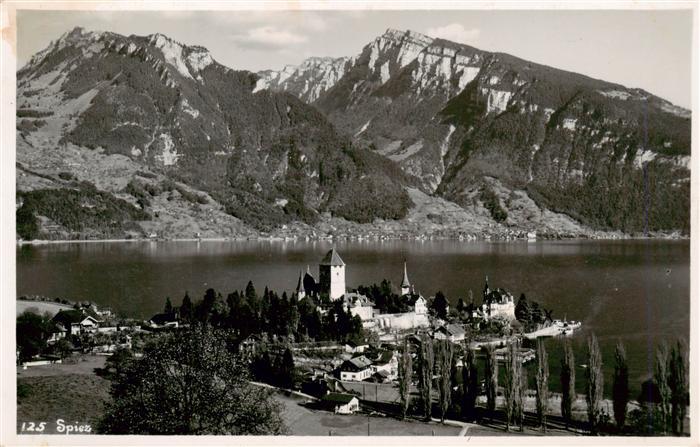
[
  {"left": 320, "top": 248, "right": 345, "bottom": 266},
  {"left": 322, "top": 393, "right": 358, "bottom": 404}
]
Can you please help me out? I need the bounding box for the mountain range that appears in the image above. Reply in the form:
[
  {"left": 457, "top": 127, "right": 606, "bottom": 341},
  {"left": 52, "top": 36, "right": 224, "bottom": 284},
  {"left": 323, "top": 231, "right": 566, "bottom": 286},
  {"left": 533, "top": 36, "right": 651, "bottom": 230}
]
[{"left": 16, "top": 27, "right": 690, "bottom": 240}]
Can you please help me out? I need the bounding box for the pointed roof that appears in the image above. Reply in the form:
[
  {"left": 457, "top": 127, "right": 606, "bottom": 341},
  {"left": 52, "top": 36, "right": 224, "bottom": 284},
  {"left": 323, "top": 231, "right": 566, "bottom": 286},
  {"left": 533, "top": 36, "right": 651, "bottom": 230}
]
[
  {"left": 401, "top": 261, "right": 410, "bottom": 288},
  {"left": 320, "top": 248, "right": 345, "bottom": 266},
  {"left": 296, "top": 270, "right": 303, "bottom": 292}
]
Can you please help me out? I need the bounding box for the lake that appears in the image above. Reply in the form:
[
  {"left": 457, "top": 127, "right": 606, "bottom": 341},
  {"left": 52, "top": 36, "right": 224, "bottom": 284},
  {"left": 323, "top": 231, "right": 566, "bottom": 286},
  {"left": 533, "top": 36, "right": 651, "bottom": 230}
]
[{"left": 17, "top": 239, "right": 689, "bottom": 397}]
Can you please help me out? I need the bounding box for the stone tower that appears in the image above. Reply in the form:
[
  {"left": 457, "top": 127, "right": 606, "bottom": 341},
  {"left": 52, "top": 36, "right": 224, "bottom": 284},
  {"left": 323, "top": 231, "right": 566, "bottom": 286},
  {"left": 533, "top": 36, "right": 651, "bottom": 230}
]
[{"left": 319, "top": 248, "right": 345, "bottom": 300}]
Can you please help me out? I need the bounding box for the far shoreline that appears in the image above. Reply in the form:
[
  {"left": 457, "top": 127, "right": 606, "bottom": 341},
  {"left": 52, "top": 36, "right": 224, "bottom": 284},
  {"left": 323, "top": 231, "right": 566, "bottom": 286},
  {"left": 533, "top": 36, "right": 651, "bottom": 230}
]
[{"left": 16, "top": 234, "right": 689, "bottom": 246}]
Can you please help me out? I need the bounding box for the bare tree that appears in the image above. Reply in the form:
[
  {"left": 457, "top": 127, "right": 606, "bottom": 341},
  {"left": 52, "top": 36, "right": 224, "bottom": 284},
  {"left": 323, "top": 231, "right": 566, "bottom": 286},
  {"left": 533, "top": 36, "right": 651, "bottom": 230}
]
[
  {"left": 535, "top": 338, "right": 549, "bottom": 432},
  {"left": 418, "top": 333, "right": 435, "bottom": 421},
  {"left": 436, "top": 340, "right": 454, "bottom": 423},
  {"left": 560, "top": 338, "right": 576, "bottom": 429},
  {"left": 398, "top": 337, "right": 413, "bottom": 419},
  {"left": 612, "top": 341, "right": 629, "bottom": 431},
  {"left": 483, "top": 344, "right": 498, "bottom": 417},
  {"left": 586, "top": 333, "right": 604, "bottom": 435},
  {"left": 462, "top": 348, "right": 478, "bottom": 421},
  {"left": 654, "top": 341, "right": 671, "bottom": 433}
]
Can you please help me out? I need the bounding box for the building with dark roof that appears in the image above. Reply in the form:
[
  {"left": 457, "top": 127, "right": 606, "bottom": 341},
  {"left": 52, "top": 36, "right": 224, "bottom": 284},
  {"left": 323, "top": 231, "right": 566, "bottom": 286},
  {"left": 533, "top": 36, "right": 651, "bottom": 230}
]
[
  {"left": 52, "top": 309, "right": 101, "bottom": 336},
  {"left": 341, "top": 292, "right": 374, "bottom": 320},
  {"left": 339, "top": 355, "right": 373, "bottom": 381},
  {"left": 434, "top": 323, "right": 466, "bottom": 343},
  {"left": 303, "top": 266, "right": 318, "bottom": 298},
  {"left": 320, "top": 393, "right": 360, "bottom": 414}
]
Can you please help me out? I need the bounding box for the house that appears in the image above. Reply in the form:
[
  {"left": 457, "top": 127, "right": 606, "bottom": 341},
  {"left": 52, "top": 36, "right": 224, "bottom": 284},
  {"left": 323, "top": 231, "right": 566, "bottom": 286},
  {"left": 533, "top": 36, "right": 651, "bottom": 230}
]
[
  {"left": 47, "top": 324, "right": 67, "bottom": 344},
  {"left": 52, "top": 309, "right": 101, "bottom": 336},
  {"left": 407, "top": 294, "right": 428, "bottom": 315},
  {"left": 148, "top": 311, "right": 179, "bottom": 329},
  {"left": 301, "top": 376, "right": 333, "bottom": 398},
  {"left": 339, "top": 355, "right": 373, "bottom": 381},
  {"left": 371, "top": 350, "right": 398, "bottom": 380},
  {"left": 434, "top": 323, "right": 466, "bottom": 343},
  {"left": 371, "top": 369, "right": 391, "bottom": 383},
  {"left": 341, "top": 292, "right": 374, "bottom": 320},
  {"left": 320, "top": 393, "right": 360, "bottom": 414},
  {"left": 344, "top": 341, "right": 369, "bottom": 354}
]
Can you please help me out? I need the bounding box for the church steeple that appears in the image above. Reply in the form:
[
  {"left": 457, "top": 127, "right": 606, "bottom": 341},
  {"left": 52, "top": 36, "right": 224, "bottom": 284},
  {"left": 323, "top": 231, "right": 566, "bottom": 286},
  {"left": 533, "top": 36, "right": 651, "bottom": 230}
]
[
  {"left": 296, "top": 269, "right": 306, "bottom": 300},
  {"left": 401, "top": 261, "right": 411, "bottom": 296}
]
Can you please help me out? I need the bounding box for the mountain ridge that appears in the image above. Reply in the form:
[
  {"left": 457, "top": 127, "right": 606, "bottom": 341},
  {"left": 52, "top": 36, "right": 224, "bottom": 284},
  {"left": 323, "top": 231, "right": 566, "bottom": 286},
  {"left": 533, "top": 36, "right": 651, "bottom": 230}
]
[
  {"left": 15, "top": 26, "right": 690, "bottom": 240},
  {"left": 259, "top": 27, "right": 690, "bottom": 235}
]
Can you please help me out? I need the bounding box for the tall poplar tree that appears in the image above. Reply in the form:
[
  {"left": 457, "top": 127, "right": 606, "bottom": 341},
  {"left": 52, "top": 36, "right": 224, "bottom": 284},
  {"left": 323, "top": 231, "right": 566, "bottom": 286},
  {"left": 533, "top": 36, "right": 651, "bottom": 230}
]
[
  {"left": 462, "top": 348, "right": 478, "bottom": 421},
  {"left": 398, "top": 338, "right": 413, "bottom": 419},
  {"left": 535, "top": 338, "right": 549, "bottom": 432},
  {"left": 436, "top": 340, "right": 453, "bottom": 423},
  {"left": 503, "top": 341, "right": 520, "bottom": 431},
  {"left": 669, "top": 339, "right": 688, "bottom": 435},
  {"left": 418, "top": 334, "right": 435, "bottom": 421},
  {"left": 654, "top": 341, "right": 671, "bottom": 433},
  {"left": 560, "top": 338, "right": 576, "bottom": 429},
  {"left": 586, "top": 334, "right": 603, "bottom": 435},
  {"left": 612, "top": 341, "right": 629, "bottom": 431},
  {"left": 483, "top": 344, "right": 498, "bottom": 416}
]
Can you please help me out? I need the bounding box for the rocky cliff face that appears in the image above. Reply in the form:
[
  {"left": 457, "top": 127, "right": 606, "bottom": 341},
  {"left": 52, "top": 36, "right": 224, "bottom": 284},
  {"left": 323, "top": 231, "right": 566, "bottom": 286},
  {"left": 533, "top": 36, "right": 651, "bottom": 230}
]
[
  {"left": 254, "top": 56, "right": 354, "bottom": 103},
  {"left": 258, "top": 28, "right": 691, "bottom": 234},
  {"left": 16, "top": 27, "right": 690, "bottom": 240},
  {"left": 16, "top": 27, "right": 412, "bottom": 238}
]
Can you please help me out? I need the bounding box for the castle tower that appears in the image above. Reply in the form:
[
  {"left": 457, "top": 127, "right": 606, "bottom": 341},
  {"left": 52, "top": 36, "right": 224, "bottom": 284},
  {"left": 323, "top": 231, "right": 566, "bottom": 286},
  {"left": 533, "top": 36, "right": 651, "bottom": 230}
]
[
  {"left": 319, "top": 248, "right": 345, "bottom": 300},
  {"left": 400, "top": 261, "right": 411, "bottom": 296}
]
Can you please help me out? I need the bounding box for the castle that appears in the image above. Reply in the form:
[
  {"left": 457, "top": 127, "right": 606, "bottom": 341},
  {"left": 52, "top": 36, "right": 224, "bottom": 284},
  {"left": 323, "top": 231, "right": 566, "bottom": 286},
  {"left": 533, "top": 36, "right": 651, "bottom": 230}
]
[
  {"left": 295, "top": 249, "right": 429, "bottom": 331},
  {"left": 480, "top": 276, "right": 516, "bottom": 320}
]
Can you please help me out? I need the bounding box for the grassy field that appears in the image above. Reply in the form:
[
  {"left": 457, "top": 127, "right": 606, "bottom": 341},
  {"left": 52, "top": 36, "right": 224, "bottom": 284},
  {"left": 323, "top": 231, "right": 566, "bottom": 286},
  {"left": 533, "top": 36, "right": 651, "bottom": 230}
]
[
  {"left": 18, "top": 354, "right": 107, "bottom": 378},
  {"left": 17, "top": 374, "right": 111, "bottom": 434},
  {"left": 275, "top": 393, "right": 462, "bottom": 436},
  {"left": 16, "top": 299, "right": 73, "bottom": 317}
]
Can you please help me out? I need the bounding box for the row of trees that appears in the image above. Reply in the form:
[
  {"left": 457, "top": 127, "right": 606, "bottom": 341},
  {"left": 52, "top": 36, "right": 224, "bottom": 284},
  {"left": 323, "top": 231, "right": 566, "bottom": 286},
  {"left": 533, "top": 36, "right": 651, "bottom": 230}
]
[
  {"left": 395, "top": 333, "right": 688, "bottom": 435},
  {"left": 166, "top": 281, "right": 364, "bottom": 344}
]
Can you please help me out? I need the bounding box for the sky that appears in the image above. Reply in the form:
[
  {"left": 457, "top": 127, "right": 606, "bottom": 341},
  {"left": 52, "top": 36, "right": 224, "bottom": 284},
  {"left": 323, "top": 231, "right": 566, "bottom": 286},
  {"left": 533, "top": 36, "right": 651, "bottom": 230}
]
[{"left": 16, "top": 9, "right": 693, "bottom": 108}]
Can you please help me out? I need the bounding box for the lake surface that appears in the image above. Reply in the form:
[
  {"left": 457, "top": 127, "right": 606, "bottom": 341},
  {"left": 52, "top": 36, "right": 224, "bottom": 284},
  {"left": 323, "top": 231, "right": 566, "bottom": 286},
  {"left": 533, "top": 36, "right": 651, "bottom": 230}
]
[{"left": 17, "top": 239, "right": 689, "bottom": 397}]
